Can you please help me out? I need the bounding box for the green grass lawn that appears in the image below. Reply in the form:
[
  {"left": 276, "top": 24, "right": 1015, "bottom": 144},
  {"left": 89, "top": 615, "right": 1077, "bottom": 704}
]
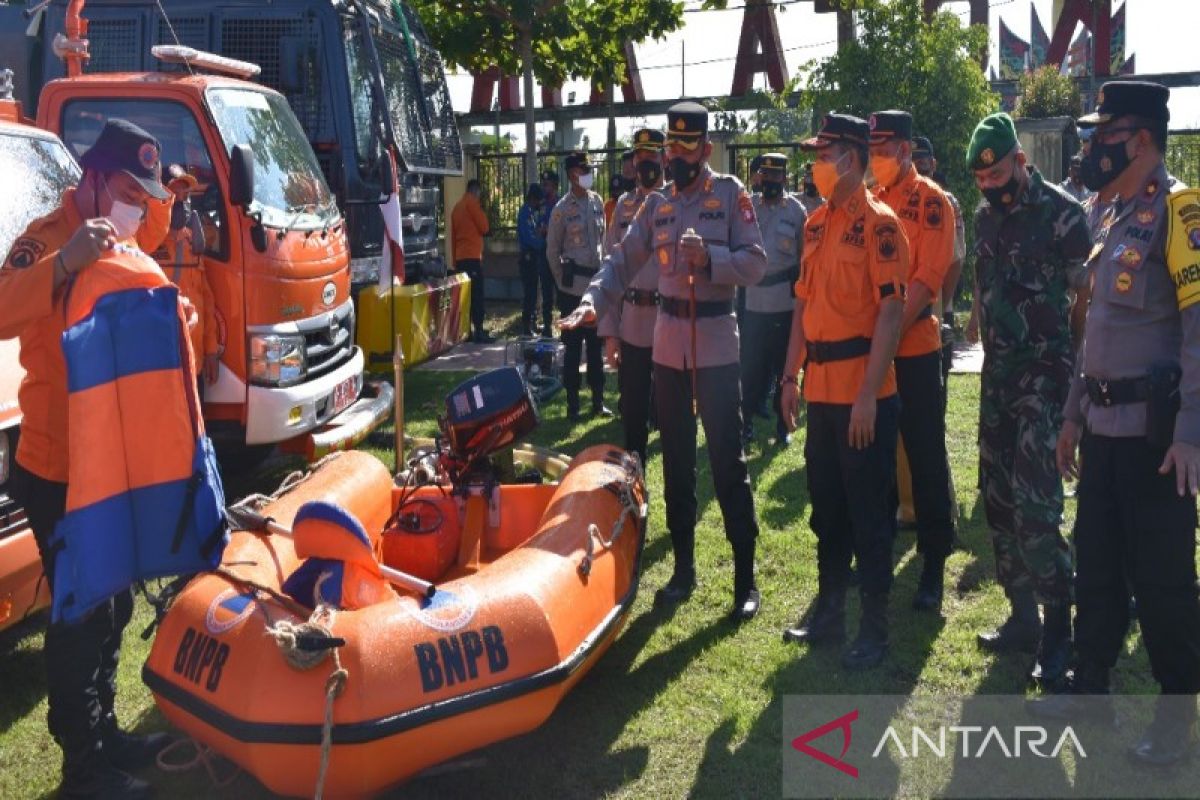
[{"left": 0, "top": 371, "right": 1166, "bottom": 799}]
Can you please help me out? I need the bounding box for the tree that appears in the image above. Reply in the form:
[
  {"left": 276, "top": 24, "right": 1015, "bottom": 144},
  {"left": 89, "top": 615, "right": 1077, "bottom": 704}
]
[
  {"left": 410, "top": 0, "right": 721, "bottom": 183},
  {"left": 799, "top": 0, "right": 997, "bottom": 293},
  {"left": 1014, "top": 65, "right": 1082, "bottom": 120}
]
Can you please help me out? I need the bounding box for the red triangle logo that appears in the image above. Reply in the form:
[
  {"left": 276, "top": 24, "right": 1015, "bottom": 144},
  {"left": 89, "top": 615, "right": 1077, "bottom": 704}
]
[{"left": 791, "top": 709, "right": 859, "bottom": 778}]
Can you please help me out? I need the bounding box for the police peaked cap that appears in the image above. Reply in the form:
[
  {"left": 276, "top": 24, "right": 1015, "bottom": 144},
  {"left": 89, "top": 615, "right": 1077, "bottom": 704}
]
[
  {"left": 632, "top": 128, "right": 666, "bottom": 151},
  {"left": 758, "top": 152, "right": 789, "bottom": 174},
  {"left": 666, "top": 101, "right": 708, "bottom": 150},
  {"left": 563, "top": 151, "right": 592, "bottom": 172},
  {"left": 1078, "top": 80, "right": 1170, "bottom": 127}
]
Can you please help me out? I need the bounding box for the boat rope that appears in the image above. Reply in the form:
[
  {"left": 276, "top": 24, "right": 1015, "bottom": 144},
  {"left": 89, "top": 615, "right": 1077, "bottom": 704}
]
[
  {"left": 263, "top": 605, "right": 348, "bottom": 800},
  {"left": 579, "top": 455, "right": 649, "bottom": 577},
  {"left": 155, "top": 736, "right": 241, "bottom": 788}
]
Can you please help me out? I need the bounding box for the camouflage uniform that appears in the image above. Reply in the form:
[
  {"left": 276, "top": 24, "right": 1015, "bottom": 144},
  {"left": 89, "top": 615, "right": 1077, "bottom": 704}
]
[{"left": 974, "top": 168, "right": 1091, "bottom": 605}]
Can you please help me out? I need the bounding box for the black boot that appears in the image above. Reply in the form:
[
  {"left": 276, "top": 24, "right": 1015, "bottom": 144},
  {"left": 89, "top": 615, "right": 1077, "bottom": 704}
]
[
  {"left": 730, "top": 541, "right": 761, "bottom": 622},
  {"left": 977, "top": 589, "right": 1041, "bottom": 654},
  {"left": 60, "top": 743, "right": 153, "bottom": 800},
  {"left": 101, "top": 713, "right": 172, "bottom": 772},
  {"left": 784, "top": 586, "right": 847, "bottom": 646},
  {"left": 591, "top": 393, "right": 612, "bottom": 417},
  {"left": 1026, "top": 662, "right": 1115, "bottom": 725},
  {"left": 912, "top": 555, "right": 945, "bottom": 613},
  {"left": 566, "top": 389, "right": 581, "bottom": 420},
  {"left": 842, "top": 593, "right": 889, "bottom": 669},
  {"left": 1129, "top": 695, "right": 1198, "bottom": 767},
  {"left": 1032, "top": 603, "right": 1072, "bottom": 690}
]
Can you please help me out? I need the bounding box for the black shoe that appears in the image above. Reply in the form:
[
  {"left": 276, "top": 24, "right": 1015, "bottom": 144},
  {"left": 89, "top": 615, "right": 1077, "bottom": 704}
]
[
  {"left": 977, "top": 592, "right": 1041, "bottom": 654},
  {"left": 1032, "top": 603, "right": 1072, "bottom": 690},
  {"left": 102, "top": 721, "right": 172, "bottom": 772},
  {"left": 912, "top": 556, "right": 945, "bottom": 613},
  {"left": 783, "top": 590, "right": 847, "bottom": 646},
  {"left": 731, "top": 589, "right": 761, "bottom": 622},
  {"left": 842, "top": 593, "right": 889, "bottom": 670},
  {"left": 592, "top": 398, "right": 613, "bottom": 417},
  {"left": 61, "top": 749, "right": 153, "bottom": 800},
  {"left": 654, "top": 569, "right": 696, "bottom": 607},
  {"left": 1129, "top": 700, "right": 1197, "bottom": 767}
]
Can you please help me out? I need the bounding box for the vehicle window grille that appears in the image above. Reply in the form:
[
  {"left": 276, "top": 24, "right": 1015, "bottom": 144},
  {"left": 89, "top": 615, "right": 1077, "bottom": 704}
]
[
  {"left": 219, "top": 17, "right": 325, "bottom": 136},
  {"left": 372, "top": 28, "right": 461, "bottom": 173},
  {"left": 155, "top": 17, "right": 210, "bottom": 72},
  {"left": 88, "top": 18, "right": 143, "bottom": 74}
]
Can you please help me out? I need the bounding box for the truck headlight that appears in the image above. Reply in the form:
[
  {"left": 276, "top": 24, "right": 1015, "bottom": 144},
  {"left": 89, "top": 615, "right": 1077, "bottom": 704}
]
[
  {"left": 0, "top": 430, "right": 9, "bottom": 486},
  {"left": 248, "top": 334, "right": 306, "bottom": 386}
]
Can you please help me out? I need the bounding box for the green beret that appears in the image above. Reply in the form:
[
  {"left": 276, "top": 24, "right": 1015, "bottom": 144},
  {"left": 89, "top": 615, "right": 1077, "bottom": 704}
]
[{"left": 967, "top": 112, "right": 1017, "bottom": 170}]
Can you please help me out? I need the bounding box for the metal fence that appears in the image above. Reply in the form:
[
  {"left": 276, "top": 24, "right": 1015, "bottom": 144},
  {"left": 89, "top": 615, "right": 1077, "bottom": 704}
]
[
  {"left": 1167, "top": 131, "right": 1200, "bottom": 189},
  {"left": 476, "top": 148, "right": 626, "bottom": 235}
]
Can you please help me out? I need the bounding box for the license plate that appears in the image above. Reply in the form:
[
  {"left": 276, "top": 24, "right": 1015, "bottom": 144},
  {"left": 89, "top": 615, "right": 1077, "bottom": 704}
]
[{"left": 331, "top": 376, "right": 357, "bottom": 415}]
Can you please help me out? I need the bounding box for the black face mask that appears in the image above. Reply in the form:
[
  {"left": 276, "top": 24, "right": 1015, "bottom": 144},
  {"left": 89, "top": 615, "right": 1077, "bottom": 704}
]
[
  {"left": 761, "top": 179, "right": 784, "bottom": 200},
  {"left": 1081, "top": 137, "right": 1133, "bottom": 192},
  {"left": 982, "top": 168, "right": 1023, "bottom": 214},
  {"left": 803, "top": 181, "right": 817, "bottom": 197},
  {"left": 669, "top": 156, "right": 701, "bottom": 190},
  {"left": 636, "top": 160, "right": 661, "bottom": 189}
]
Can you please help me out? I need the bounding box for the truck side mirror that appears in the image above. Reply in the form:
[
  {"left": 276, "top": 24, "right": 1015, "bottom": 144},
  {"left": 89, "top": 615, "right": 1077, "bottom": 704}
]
[{"left": 229, "top": 144, "right": 255, "bottom": 208}]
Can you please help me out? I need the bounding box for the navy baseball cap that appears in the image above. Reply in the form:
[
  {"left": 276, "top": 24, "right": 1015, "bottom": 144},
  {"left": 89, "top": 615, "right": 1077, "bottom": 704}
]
[{"left": 79, "top": 119, "right": 170, "bottom": 200}]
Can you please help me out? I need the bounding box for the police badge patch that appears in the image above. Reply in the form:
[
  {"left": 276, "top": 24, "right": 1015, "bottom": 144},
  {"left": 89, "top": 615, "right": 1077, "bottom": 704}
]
[
  {"left": 5, "top": 237, "right": 46, "bottom": 269},
  {"left": 1165, "top": 189, "right": 1200, "bottom": 310}
]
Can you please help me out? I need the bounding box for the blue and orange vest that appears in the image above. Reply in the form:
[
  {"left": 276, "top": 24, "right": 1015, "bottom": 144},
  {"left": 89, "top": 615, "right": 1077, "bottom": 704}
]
[{"left": 49, "top": 244, "right": 227, "bottom": 624}]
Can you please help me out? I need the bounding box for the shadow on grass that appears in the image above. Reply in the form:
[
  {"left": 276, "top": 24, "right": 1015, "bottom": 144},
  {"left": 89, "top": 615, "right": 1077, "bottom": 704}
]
[
  {"left": 397, "top": 613, "right": 738, "bottom": 799},
  {"left": 0, "top": 644, "right": 47, "bottom": 734}
]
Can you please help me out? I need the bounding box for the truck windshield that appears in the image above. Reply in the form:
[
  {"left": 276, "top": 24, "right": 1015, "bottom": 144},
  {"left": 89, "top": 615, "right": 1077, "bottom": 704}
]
[
  {"left": 0, "top": 131, "right": 80, "bottom": 257},
  {"left": 206, "top": 88, "right": 339, "bottom": 230}
]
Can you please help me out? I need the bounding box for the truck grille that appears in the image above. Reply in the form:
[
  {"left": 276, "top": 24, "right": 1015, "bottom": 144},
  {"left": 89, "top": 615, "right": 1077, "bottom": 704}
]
[
  {"left": 298, "top": 301, "right": 355, "bottom": 381},
  {"left": 0, "top": 492, "right": 27, "bottom": 542}
]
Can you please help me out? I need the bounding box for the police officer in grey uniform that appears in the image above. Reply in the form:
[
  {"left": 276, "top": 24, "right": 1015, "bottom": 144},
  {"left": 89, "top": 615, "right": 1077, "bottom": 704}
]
[
  {"left": 1037, "top": 81, "right": 1200, "bottom": 765},
  {"left": 598, "top": 128, "right": 665, "bottom": 467},
  {"left": 742, "top": 153, "right": 806, "bottom": 445},
  {"left": 561, "top": 102, "right": 767, "bottom": 620},
  {"left": 547, "top": 151, "right": 610, "bottom": 419}
]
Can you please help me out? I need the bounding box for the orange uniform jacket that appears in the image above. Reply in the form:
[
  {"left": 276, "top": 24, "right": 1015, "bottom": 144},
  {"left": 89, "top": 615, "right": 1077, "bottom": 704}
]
[
  {"left": 0, "top": 189, "right": 173, "bottom": 482},
  {"left": 871, "top": 167, "right": 955, "bottom": 357},
  {"left": 450, "top": 193, "right": 489, "bottom": 262},
  {"left": 795, "top": 183, "right": 909, "bottom": 405}
]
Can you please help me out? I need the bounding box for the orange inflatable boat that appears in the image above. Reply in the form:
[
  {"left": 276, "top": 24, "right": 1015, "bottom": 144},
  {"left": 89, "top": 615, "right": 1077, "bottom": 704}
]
[{"left": 142, "top": 443, "right": 646, "bottom": 797}]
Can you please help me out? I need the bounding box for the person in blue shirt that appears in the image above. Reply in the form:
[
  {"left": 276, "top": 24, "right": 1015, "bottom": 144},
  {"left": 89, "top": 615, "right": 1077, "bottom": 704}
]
[{"left": 517, "top": 183, "right": 553, "bottom": 335}]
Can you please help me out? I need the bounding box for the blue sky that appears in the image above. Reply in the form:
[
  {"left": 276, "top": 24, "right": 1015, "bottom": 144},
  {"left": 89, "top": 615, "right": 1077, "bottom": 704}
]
[{"left": 447, "top": 0, "right": 1199, "bottom": 148}]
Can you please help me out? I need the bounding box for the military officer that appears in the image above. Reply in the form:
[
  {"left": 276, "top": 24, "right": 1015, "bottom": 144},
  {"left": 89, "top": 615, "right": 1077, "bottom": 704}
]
[
  {"left": 547, "top": 151, "right": 610, "bottom": 419},
  {"left": 560, "top": 101, "right": 767, "bottom": 621},
  {"left": 742, "top": 152, "right": 806, "bottom": 445},
  {"left": 779, "top": 113, "right": 908, "bottom": 669},
  {"left": 966, "top": 113, "right": 1090, "bottom": 689},
  {"left": 598, "top": 128, "right": 666, "bottom": 466},
  {"left": 867, "top": 111, "right": 958, "bottom": 613},
  {"left": 1036, "top": 82, "right": 1200, "bottom": 765}
]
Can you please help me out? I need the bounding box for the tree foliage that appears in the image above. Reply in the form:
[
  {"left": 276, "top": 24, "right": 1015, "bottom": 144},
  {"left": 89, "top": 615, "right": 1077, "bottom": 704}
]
[
  {"left": 408, "top": 0, "right": 715, "bottom": 91},
  {"left": 800, "top": 0, "right": 997, "bottom": 234},
  {"left": 1014, "top": 65, "right": 1083, "bottom": 120}
]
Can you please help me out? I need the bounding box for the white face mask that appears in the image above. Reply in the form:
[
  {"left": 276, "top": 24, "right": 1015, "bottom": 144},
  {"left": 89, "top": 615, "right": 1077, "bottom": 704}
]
[
  {"left": 577, "top": 172, "right": 594, "bottom": 191},
  {"left": 101, "top": 177, "right": 145, "bottom": 241}
]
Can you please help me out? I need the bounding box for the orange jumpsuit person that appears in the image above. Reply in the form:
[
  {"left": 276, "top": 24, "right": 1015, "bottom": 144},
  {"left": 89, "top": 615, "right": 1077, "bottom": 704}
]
[{"left": 0, "top": 119, "right": 179, "bottom": 799}]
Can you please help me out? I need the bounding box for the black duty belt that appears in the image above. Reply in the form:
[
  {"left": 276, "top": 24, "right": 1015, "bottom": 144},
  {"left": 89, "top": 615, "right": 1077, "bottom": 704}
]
[
  {"left": 623, "top": 288, "right": 660, "bottom": 307},
  {"left": 807, "top": 337, "right": 872, "bottom": 365},
  {"left": 757, "top": 269, "right": 797, "bottom": 287},
  {"left": 658, "top": 295, "right": 734, "bottom": 318},
  {"left": 1085, "top": 375, "right": 1150, "bottom": 407}
]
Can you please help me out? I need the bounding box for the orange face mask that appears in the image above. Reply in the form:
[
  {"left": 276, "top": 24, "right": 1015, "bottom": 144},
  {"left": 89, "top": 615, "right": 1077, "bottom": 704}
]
[
  {"left": 812, "top": 151, "right": 850, "bottom": 200},
  {"left": 869, "top": 155, "right": 902, "bottom": 189}
]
